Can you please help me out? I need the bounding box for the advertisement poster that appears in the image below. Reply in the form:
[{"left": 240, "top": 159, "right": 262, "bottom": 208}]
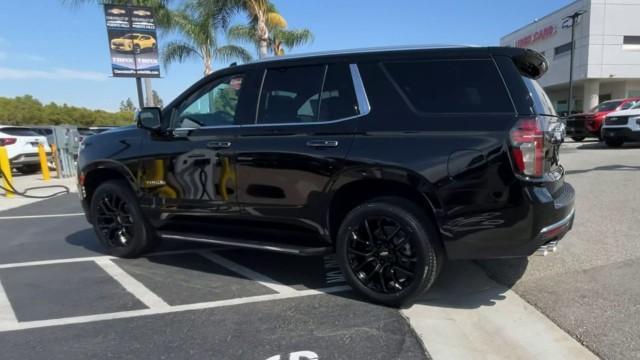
[{"left": 104, "top": 5, "right": 160, "bottom": 77}]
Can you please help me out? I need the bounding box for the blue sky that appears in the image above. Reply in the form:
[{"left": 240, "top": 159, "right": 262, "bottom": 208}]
[{"left": 0, "top": 0, "right": 571, "bottom": 111}]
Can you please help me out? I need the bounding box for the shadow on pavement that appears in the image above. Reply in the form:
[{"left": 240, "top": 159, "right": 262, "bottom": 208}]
[
  {"left": 412, "top": 258, "right": 528, "bottom": 309},
  {"left": 65, "top": 229, "right": 529, "bottom": 310}
]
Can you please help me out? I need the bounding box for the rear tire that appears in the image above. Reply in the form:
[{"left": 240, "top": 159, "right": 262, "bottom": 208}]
[
  {"left": 90, "top": 180, "right": 157, "bottom": 258},
  {"left": 605, "top": 138, "right": 624, "bottom": 148},
  {"left": 571, "top": 136, "right": 585, "bottom": 142},
  {"left": 336, "top": 196, "right": 443, "bottom": 307}
]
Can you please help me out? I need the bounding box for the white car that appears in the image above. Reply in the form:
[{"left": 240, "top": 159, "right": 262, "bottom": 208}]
[
  {"left": 601, "top": 103, "right": 640, "bottom": 147},
  {"left": 0, "top": 126, "right": 51, "bottom": 174}
]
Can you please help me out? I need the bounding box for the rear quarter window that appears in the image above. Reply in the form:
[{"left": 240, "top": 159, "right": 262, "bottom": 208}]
[{"left": 382, "top": 59, "right": 514, "bottom": 114}]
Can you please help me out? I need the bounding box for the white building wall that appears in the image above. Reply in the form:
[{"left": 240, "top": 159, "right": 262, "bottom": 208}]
[{"left": 500, "top": 0, "right": 640, "bottom": 112}]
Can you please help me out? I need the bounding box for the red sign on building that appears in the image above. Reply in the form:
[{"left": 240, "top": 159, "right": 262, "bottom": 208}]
[{"left": 515, "top": 25, "right": 557, "bottom": 48}]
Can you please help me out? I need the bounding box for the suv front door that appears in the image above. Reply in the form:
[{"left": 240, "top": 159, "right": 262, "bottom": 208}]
[
  {"left": 138, "top": 73, "right": 254, "bottom": 225},
  {"left": 234, "top": 63, "right": 369, "bottom": 234}
]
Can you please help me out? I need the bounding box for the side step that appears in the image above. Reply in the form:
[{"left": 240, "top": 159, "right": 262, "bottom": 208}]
[{"left": 157, "top": 231, "right": 333, "bottom": 256}]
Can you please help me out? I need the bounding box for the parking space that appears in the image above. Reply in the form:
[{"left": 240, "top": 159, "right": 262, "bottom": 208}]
[{"left": 0, "top": 196, "right": 427, "bottom": 360}]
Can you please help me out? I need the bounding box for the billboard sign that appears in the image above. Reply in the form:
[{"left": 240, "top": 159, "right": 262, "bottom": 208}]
[{"left": 104, "top": 5, "right": 160, "bottom": 77}]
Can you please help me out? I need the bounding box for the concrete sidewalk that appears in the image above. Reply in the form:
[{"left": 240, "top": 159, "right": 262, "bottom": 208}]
[{"left": 0, "top": 174, "right": 77, "bottom": 212}]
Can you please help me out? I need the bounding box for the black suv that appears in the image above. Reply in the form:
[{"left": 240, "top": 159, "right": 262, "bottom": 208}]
[{"left": 78, "top": 46, "right": 575, "bottom": 306}]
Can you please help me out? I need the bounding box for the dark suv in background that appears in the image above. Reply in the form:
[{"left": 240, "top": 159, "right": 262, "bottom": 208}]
[{"left": 78, "top": 46, "right": 575, "bottom": 306}]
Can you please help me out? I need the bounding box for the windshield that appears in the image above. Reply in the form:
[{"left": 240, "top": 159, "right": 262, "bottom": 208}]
[{"left": 591, "top": 101, "right": 622, "bottom": 112}]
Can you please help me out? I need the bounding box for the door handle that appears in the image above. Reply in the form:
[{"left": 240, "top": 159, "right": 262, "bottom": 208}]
[
  {"left": 207, "top": 141, "right": 232, "bottom": 148},
  {"left": 306, "top": 140, "right": 339, "bottom": 148}
]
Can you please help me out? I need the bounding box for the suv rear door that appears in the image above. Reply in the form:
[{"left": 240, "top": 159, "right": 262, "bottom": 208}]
[{"left": 234, "top": 63, "right": 367, "bottom": 232}]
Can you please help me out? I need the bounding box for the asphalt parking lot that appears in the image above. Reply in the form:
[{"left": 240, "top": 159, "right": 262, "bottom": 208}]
[
  {"left": 1, "top": 139, "right": 637, "bottom": 360},
  {"left": 0, "top": 195, "right": 426, "bottom": 360}
]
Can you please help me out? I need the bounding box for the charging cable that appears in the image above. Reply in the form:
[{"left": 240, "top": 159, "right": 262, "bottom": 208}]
[{"left": 0, "top": 166, "right": 70, "bottom": 199}]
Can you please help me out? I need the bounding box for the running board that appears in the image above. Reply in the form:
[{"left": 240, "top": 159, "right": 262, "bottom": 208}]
[{"left": 157, "top": 231, "right": 333, "bottom": 256}]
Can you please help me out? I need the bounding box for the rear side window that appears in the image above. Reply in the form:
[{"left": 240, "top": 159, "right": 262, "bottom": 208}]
[
  {"left": 522, "top": 76, "right": 557, "bottom": 116},
  {"left": 383, "top": 59, "right": 514, "bottom": 114},
  {"left": 256, "top": 64, "right": 359, "bottom": 124},
  {"left": 0, "top": 127, "right": 39, "bottom": 136},
  {"left": 318, "top": 64, "right": 359, "bottom": 121},
  {"left": 257, "top": 65, "right": 325, "bottom": 124}
]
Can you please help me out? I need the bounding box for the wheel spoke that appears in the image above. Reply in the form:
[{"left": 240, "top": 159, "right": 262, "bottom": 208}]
[
  {"left": 392, "top": 265, "right": 415, "bottom": 277},
  {"left": 361, "top": 262, "right": 382, "bottom": 284},
  {"left": 354, "top": 257, "right": 377, "bottom": 272},
  {"left": 386, "top": 225, "right": 401, "bottom": 242},
  {"left": 363, "top": 219, "right": 374, "bottom": 242}
]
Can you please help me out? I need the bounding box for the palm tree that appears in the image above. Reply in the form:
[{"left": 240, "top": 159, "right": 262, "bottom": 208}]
[
  {"left": 162, "top": 1, "right": 252, "bottom": 76},
  {"left": 227, "top": 2, "right": 313, "bottom": 57}
]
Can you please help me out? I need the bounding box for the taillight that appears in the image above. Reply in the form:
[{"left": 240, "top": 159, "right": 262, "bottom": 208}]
[
  {"left": 509, "top": 117, "right": 544, "bottom": 177},
  {"left": 0, "top": 138, "right": 17, "bottom": 146}
]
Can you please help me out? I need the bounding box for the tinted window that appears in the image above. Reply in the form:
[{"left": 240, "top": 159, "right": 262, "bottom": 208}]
[
  {"left": 620, "top": 101, "right": 638, "bottom": 110},
  {"left": 175, "top": 75, "right": 244, "bottom": 128},
  {"left": 384, "top": 59, "right": 513, "bottom": 114},
  {"left": 591, "top": 101, "right": 622, "bottom": 112},
  {"left": 0, "top": 127, "right": 39, "bottom": 136},
  {"left": 257, "top": 66, "right": 325, "bottom": 124},
  {"left": 318, "top": 64, "right": 359, "bottom": 121},
  {"left": 522, "top": 76, "right": 557, "bottom": 116}
]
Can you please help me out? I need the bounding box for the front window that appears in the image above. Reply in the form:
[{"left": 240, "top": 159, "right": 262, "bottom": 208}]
[
  {"left": 174, "top": 75, "right": 244, "bottom": 128},
  {"left": 591, "top": 101, "right": 623, "bottom": 113}
]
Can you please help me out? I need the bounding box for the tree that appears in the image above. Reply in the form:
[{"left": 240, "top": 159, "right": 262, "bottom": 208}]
[
  {"left": 162, "top": 0, "right": 252, "bottom": 76},
  {"left": 120, "top": 98, "right": 137, "bottom": 112},
  {"left": 227, "top": 2, "right": 312, "bottom": 57},
  {"left": 152, "top": 90, "right": 164, "bottom": 108},
  {"left": 0, "top": 95, "right": 135, "bottom": 127}
]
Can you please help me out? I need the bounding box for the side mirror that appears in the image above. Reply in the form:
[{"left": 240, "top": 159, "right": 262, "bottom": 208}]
[{"left": 136, "top": 107, "right": 162, "bottom": 131}]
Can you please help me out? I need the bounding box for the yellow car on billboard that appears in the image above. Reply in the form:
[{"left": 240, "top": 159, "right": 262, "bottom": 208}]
[{"left": 110, "top": 33, "right": 156, "bottom": 54}]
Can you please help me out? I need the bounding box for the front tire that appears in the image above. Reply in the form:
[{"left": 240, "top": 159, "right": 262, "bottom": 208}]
[
  {"left": 336, "top": 197, "right": 443, "bottom": 307},
  {"left": 571, "top": 136, "right": 586, "bottom": 142},
  {"left": 90, "top": 180, "right": 157, "bottom": 258}
]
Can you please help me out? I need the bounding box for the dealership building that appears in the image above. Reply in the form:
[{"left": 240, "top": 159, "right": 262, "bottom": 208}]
[{"left": 500, "top": 0, "right": 640, "bottom": 113}]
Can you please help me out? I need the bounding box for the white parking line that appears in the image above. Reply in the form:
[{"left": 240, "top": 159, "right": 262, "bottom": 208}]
[
  {"left": 0, "top": 279, "right": 17, "bottom": 326},
  {"left": 0, "top": 285, "right": 351, "bottom": 332},
  {"left": 198, "top": 251, "right": 298, "bottom": 294},
  {"left": 95, "top": 258, "right": 170, "bottom": 309},
  {"left": 0, "top": 255, "right": 116, "bottom": 270},
  {"left": 0, "top": 248, "right": 215, "bottom": 270},
  {"left": 0, "top": 213, "right": 85, "bottom": 220}
]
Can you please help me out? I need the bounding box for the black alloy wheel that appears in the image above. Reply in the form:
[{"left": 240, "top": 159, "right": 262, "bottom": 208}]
[
  {"left": 336, "top": 197, "right": 443, "bottom": 307},
  {"left": 90, "top": 180, "right": 156, "bottom": 257},
  {"left": 94, "top": 191, "right": 135, "bottom": 248},
  {"left": 347, "top": 216, "right": 417, "bottom": 294}
]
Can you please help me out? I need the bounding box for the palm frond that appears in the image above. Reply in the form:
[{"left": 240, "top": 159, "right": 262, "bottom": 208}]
[
  {"left": 161, "top": 40, "right": 201, "bottom": 71},
  {"left": 227, "top": 24, "right": 256, "bottom": 44},
  {"left": 272, "top": 28, "right": 314, "bottom": 50},
  {"left": 215, "top": 45, "right": 254, "bottom": 63}
]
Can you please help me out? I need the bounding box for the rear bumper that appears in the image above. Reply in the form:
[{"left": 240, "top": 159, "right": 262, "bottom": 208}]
[
  {"left": 444, "top": 181, "right": 576, "bottom": 259},
  {"left": 9, "top": 152, "right": 51, "bottom": 166}
]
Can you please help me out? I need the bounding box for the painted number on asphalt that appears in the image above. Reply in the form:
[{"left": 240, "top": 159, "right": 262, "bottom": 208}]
[{"left": 266, "top": 351, "right": 319, "bottom": 360}]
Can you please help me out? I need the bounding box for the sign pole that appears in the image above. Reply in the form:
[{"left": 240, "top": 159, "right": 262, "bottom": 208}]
[{"left": 136, "top": 77, "right": 145, "bottom": 109}]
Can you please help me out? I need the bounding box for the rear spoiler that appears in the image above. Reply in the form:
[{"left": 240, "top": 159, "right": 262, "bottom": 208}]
[{"left": 489, "top": 47, "right": 548, "bottom": 80}]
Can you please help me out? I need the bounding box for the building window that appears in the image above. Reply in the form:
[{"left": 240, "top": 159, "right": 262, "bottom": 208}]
[
  {"left": 554, "top": 42, "right": 573, "bottom": 58},
  {"left": 623, "top": 36, "right": 640, "bottom": 51}
]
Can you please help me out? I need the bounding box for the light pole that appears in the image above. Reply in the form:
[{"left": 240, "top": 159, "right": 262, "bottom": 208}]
[{"left": 563, "top": 10, "right": 587, "bottom": 115}]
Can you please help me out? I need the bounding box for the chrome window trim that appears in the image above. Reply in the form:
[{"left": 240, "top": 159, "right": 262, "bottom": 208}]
[{"left": 184, "top": 63, "right": 371, "bottom": 131}]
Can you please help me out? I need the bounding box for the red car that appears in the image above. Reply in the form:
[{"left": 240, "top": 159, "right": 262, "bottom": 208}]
[{"left": 566, "top": 97, "right": 640, "bottom": 141}]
